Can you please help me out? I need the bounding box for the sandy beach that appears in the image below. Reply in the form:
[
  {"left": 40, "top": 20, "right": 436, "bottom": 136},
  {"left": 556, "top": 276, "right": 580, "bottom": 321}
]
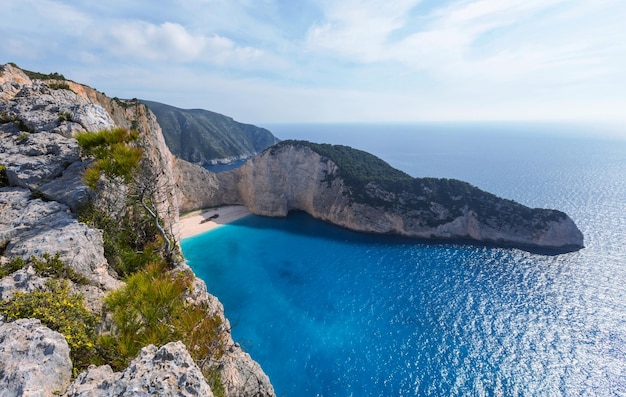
[{"left": 179, "top": 205, "right": 251, "bottom": 239}]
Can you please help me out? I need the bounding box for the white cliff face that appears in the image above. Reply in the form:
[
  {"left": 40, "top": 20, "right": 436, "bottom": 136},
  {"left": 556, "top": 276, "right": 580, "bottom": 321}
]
[
  {"left": 180, "top": 143, "right": 583, "bottom": 253},
  {"left": 174, "top": 158, "right": 223, "bottom": 214},
  {"left": 236, "top": 145, "right": 346, "bottom": 217}
]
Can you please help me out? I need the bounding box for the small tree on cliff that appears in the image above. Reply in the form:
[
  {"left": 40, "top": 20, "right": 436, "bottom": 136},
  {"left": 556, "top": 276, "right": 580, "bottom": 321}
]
[{"left": 76, "top": 128, "right": 176, "bottom": 274}]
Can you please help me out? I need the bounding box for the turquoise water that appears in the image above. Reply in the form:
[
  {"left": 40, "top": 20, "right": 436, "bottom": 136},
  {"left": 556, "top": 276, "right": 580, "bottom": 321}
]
[{"left": 182, "top": 123, "right": 626, "bottom": 396}]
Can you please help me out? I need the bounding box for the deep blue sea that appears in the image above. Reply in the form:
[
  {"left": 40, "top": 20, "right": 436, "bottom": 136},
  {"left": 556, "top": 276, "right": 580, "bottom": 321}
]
[{"left": 182, "top": 123, "right": 626, "bottom": 396}]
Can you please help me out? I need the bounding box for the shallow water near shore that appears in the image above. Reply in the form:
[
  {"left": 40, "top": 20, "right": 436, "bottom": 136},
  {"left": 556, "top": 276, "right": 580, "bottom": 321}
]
[{"left": 182, "top": 123, "right": 626, "bottom": 396}]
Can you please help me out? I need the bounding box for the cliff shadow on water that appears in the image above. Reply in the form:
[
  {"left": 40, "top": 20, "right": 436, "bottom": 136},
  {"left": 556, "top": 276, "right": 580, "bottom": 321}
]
[{"left": 226, "top": 210, "right": 582, "bottom": 256}]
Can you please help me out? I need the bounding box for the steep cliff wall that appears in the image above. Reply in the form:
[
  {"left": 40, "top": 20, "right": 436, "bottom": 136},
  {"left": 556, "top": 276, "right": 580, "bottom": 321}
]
[
  {"left": 177, "top": 142, "right": 583, "bottom": 254},
  {"left": 0, "top": 63, "right": 274, "bottom": 397}
]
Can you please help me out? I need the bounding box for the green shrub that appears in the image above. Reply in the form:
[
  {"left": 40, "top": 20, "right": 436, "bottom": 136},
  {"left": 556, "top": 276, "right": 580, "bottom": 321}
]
[
  {"left": 31, "top": 252, "right": 89, "bottom": 285},
  {"left": 48, "top": 82, "right": 72, "bottom": 91},
  {"left": 104, "top": 262, "right": 227, "bottom": 387},
  {"left": 75, "top": 128, "right": 141, "bottom": 188},
  {"left": 0, "top": 111, "right": 14, "bottom": 123},
  {"left": 0, "top": 279, "right": 99, "bottom": 372},
  {"left": 0, "top": 256, "right": 26, "bottom": 278},
  {"left": 78, "top": 202, "right": 162, "bottom": 277},
  {"left": 58, "top": 110, "right": 72, "bottom": 122},
  {"left": 17, "top": 65, "right": 66, "bottom": 81},
  {"left": 16, "top": 132, "right": 30, "bottom": 141},
  {"left": 0, "top": 164, "right": 8, "bottom": 187},
  {"left": 30, "top": 189, "right": 47, "bottom": 201}
]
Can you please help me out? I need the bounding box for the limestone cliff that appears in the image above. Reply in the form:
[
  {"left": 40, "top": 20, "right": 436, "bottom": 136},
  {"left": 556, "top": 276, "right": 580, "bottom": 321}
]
[
  {"left": 0, "top": 63, "right": 274, "bottom": 396},
  {"left": 177, "top": 141, "right": 583, "bottom": 254}
]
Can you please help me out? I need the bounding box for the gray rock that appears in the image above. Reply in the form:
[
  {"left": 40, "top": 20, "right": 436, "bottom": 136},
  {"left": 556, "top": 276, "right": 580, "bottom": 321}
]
[
  {"left": 0, "top": 318, "right": 73, "bottom": 396},
  {"left": 220, "top": 347, "right": 275, "bottom": 397},
  {"left": 0, "top": 128, "right": 82, "bottom": 190},
  {"left": 69, "top": 102, "right": 116, "bottom": 133},
  {"left": 0, "top": 267, "right": 47, "bottom": 301},
  {"left": 65, "top": 341, "right": 214, "bottom": 397},
  {"left": 3, "top": 81, "right": 114, "bottom": 134},
  {"left": 38, "top": 160, "right": 92, "bottom": 212},
  {"left": 0, "top": 187, "right": 121, "bottom": 291}
]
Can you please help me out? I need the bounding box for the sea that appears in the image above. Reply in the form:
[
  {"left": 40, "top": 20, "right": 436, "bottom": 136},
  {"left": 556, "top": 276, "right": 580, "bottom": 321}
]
[{"left": 182, "top": 122, "right": 626, "bottom": 396}]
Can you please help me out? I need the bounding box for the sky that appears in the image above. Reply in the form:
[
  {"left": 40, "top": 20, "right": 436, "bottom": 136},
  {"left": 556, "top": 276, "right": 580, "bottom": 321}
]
[{"left": 2, "top": 0, "right": 626, "bottom": 124}]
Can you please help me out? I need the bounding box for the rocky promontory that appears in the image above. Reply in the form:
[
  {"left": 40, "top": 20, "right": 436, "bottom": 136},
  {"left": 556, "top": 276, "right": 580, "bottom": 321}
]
[{"left": 178, "top": 140, "right": 584, "bottom": 254}]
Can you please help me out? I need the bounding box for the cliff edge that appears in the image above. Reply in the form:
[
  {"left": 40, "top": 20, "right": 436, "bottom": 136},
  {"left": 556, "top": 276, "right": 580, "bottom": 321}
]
[
  {"left": 0, "top": 63, "right": 274, "bottom": 397},
  {"left": 178, "top": 140, "right": 583, "bottom": 254}
]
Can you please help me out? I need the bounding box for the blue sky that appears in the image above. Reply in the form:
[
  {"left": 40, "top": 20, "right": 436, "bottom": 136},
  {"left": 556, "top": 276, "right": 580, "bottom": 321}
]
[{"left": 2, "top": 0, "right": 625, "bottom": 124}]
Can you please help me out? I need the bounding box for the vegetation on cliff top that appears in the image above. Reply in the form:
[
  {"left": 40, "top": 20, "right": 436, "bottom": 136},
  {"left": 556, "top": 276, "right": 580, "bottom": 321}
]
[
  {"left": 278, "top": 140, "right": 413, "bottom": 185},
  {"left": 1, "top": 124, "right": 230, "bottom": 391},
  {"left": 272, "top": 140, "right": 566, "bottom": 229},
  {"left": 75, "top": 128, "right": 142, "bottom": 190},
  {"left": 0, "top": 279, "right": 99, "bottom": 373},
  {"left": 8, "top": 62, "right": 66, "bottom": 81}
]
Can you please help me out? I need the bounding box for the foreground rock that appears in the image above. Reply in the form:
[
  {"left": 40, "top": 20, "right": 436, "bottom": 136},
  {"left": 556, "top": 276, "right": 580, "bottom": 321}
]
[
  {"left": 0, "top": 318, "right": 73, "bottom": 396},
  {"left": 178, "top": 141, "right": 584, "bottom": 254},
  {"left": 65, "top": 342, "right": 214, "bottom": 397},
  {"left": 0, "top": 187, "right": 120, "bottom": 292}
]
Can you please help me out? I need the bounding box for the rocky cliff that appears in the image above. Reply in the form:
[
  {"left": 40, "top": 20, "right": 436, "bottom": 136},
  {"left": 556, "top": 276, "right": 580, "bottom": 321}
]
[
  {"left": 0, "top": 63, "right": 274, "bottom": 396},
  {"left": 142, "top": 100, "right": 279, "bottom": 166},
  {"left": 177, "top": 140, "right": 584, "bottom": 254}
]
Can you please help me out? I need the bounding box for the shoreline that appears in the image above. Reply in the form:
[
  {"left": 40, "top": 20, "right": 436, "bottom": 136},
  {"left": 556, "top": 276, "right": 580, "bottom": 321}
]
[{"left": 178, "top": 205, "right": 251, "bottom": 239}]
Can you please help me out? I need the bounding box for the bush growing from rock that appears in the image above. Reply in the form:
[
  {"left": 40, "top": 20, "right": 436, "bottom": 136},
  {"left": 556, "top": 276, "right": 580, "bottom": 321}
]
[
  {"left": 0, "top": 279, "right": 99, "bottom": 372},
  {"left": 58, "top": 110, "right": 72, "bottom": 122},
  {"left": 0, "top": 164, "right": 8, "bottom": 187},
  {"left": 31, "top": 252, "right": 89, "bottom": 285},
  {"left": 103, "top": 262, "right": 227, "bottom": 393},
  {"left": 75, "top": 128, "right": 141, "bottom": 189},
  {"left": 0, "top": 256, "right": 26, "bottom": 278},
  {"left": 48, "top": 81, "right": 72, "bottom": 91}
]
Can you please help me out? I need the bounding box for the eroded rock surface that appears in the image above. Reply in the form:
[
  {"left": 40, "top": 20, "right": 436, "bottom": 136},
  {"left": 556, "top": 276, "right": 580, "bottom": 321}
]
[
  {"left": 0, "top": 187, "right": 119, "bottom": 291},
  {"left": 65, "top": 342, "right": 214, "bottom": 397},
  {"left": 176, "top": 264, "right": 275, "bottom": 397},
  {"left": 0, "top": 318, "right": 73, "bottom": 396}
]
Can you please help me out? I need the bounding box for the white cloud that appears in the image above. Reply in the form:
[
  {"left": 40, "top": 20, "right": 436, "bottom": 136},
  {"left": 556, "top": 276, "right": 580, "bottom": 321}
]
[
  {"left": 2, "top": 0, "right": 624, "bottom": 123},
  {"left": 306, "top": 0, "right": 625, "bottom": 86},
  {"left": 102, "top": 21, "right": 266, "bottom": 66},
  {"left": 307, "top": 0, "right": 422, "bottom": 62}
]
